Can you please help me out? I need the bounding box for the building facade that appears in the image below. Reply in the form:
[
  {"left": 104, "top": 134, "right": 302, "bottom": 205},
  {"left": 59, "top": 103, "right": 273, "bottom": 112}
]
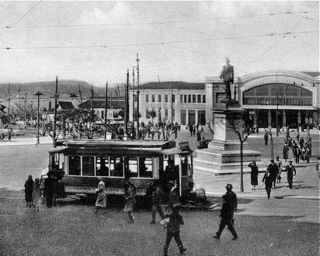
[
  {"left": 206, "top": 70, "right": 320, "bottom": 129},
  {"left": 129, "top": 82, "right": 206, "bottom": 125}
]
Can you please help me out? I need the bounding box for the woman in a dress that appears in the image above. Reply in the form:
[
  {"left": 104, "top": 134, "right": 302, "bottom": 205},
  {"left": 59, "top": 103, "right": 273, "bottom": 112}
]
[{"left": 248, "top": 161, "right": 259, "bottom": 190}]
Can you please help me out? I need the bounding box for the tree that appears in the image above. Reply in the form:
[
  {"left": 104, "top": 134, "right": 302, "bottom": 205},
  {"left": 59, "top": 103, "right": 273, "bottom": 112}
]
[
  {"left": 147, "top": 109, "right": 157, "bottom": 124},
  {"left": 226, "top": 110, "right": 256, "bottom": 192}
]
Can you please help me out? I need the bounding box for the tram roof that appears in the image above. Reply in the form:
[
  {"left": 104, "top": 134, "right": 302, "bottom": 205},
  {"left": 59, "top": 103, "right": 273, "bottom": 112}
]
[
  {"left": 64, "top": 139, "right": 175, "bottom": 149},
  {"left": 48, "top": 140, "right": 192, "bottom": 156}
]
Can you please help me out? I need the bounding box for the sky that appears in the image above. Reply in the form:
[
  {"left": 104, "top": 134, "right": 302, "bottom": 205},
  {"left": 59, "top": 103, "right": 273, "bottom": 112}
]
[{"left": 0, "top": 1, "right": 319, "bottom": 87}]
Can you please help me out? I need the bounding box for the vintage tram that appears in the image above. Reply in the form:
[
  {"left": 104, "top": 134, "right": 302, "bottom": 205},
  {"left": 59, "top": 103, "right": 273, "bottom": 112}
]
[{"left": 46, "top": 139, "right": 194, "bottom": 201}]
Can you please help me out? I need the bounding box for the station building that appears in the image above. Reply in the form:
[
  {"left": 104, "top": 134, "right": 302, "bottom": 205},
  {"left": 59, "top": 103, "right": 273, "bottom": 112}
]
[
  {"left": 131, "top": 70, "right": 320, "bottom": 129},
  {"left": 129, "top": 82, "right": 207, "bottom": 125},
  {"left": 206, "top": 70, "right": 320, "bottom": 129}
]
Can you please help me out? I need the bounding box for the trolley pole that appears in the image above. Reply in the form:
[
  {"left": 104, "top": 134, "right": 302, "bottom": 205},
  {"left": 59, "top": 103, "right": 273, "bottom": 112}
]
[
  {"left": 132, "top": 67, "right": 135, "bottom": 123},
  {"left": 136, "top": 53, "right": 140, "bottom": 139},
  {"left": 104, "top": 82, "right": 108, "bottom": 140},
  {"left": 35, "top": 91, "right": 43, "bottom": 145},
  {"left": 53, "top": 76, "right": 59, "bottom": 148},
  {"left": 125, "top": 69, "right": 129, "bottom": 135}
]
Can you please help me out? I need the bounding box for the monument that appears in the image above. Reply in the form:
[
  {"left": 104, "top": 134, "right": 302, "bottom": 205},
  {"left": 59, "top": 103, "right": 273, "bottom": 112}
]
[{"left": 194, "top": 59, "right": 261, "bottom": 175}]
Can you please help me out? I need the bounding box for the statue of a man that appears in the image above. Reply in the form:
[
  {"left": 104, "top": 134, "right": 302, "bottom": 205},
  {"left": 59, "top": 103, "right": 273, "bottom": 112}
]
[{"left": 219, "top": 57, "right": 234, "bottom": 101}]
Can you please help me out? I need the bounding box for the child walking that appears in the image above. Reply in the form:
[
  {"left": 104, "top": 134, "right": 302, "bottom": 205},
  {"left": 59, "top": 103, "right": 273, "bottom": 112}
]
[
  {"left": 124, "top": 179, "right": 136, "bottom": 223},
  {"left": 32, "top": 178, "right": 42, "bottom": 211},
  {"left": 163, "top": 205, "right": 187, "bottom": 256},
  {"left": 95, "top": 180, "right": 107, "bottom": 214}
]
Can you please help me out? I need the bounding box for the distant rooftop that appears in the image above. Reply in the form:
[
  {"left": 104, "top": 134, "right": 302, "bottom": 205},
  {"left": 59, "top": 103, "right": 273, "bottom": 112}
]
[
  {"left": 138, "top": 81, "right": 205, "bottom": 90},
  {"left": 79, "top": 98, "right": 124, "bottom": 109},
  {"left": 58, "top": 101, "right": 74, "bottom": 110}
]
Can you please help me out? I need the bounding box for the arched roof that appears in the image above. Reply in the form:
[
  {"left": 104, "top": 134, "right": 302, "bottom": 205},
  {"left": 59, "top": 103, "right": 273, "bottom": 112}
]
[{"left": 239, "top": 70, "right": 316, "bottom": 92}]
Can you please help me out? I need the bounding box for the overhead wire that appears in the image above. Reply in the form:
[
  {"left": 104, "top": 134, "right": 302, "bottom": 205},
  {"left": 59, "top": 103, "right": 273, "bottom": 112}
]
[
  {"left": 0, "top": 30, "right": 317, "bottom": 50},
  {"left": 0, "top": 10, "right": 316, "bottom": 30}
]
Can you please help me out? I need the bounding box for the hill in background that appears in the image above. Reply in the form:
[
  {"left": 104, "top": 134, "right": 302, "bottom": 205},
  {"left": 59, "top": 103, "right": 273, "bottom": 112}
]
[{"left": 0, "top": 80, "right": 126, "bottom": 100}]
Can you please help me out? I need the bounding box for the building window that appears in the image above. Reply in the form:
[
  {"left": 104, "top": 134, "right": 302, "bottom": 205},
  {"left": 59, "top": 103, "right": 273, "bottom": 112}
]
[
  {"left": 184, "top": 95, "right": 187, "bottom": 103},
  {"left": 101, "top": 110, "right": 104, "bottom": 119},
  {"left": 192, "top": 95, "right": 196, "bottom": 103},
  {"left": 172, "top": 109, "right": 175, "bottom": 121},
  {"left": 197, "top": 95, "right": 202, "bottom": 103},
  {"left": 181, "top": 110, "right": 186, "bottom": 125},
  {"left": 152, "top": 95, "right": 155, "bottom": 102},
  {"left": 165, "top": 95, "right": 168, "bottom": 102},
  {"left": 202, "top": 95, "right": 206, "bottom": 103},
  {"left": 172, "top": 95, "right": 175, "bottom": 103},
  {"left": 165, "top": 109, "right": 168, "bottom": 120},
  {"left": 188, "top": 95, "right": 191, "bottom": 103},
  {"left": 158, "top": 95, "right": 161, "bottom": 102},
  {"left": 180, "top": 95, "right": 183, "bottom": 103},
  {"left": 146, "top": 95, "right": 149, "bottom": 102}
]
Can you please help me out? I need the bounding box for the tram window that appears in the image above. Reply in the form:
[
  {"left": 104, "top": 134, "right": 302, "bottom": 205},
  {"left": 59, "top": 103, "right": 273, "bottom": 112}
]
[
  {"left": 69, "top": 155, "right": 81, "bottom": 175},
  {"left": 128, "top": 158, "right": 138, "bottom": 177},
  {"left": 181, "top": 156, "right": 188, "bottom": 176},
  {"left": 82, "top": 156, "right": 94, "bottom": 176},
  {"left": 110, "top": 157, "right": 123, "bottom": 177},
  {"left": 96, "top": 156, "right": 109, "bottom": 176},
  {"left": 139, "top": 158, "right": 153, "bottom": 178}
]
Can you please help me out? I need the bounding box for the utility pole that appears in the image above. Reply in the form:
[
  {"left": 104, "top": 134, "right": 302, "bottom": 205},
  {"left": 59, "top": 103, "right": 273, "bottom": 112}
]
[
  {"left": 125, "top": 69, "right": 129, "bottom": 135},
  {"left": 170, "top": 87, "right": 173, "bottom": 122},
  {"left": 104, "top": 82, "right": 108, "bottom": 140},
  {"left": 276, "top": 88, "right": 279, "bottom": 136},
  {"left": 90, "top": 86, "right": 94, "bottom": 138},
  {"left": 53, "top": 76, "right": 59, "bottom": 148},
  {"left": 132, "top": 66, "right": 135, "bottom": 123},
  {"left": 35, "top": 91, "right": 43, "bottom": 145},
  {"left": 136, "top": 53, "right": 140, "bottom": 139},
  {"left": 24, "top": 92, "right": 27, "bottom": 128},
  {"left": 18, "top": 87, "right": 21, "bottom": 109},
  {"left": 7, "top": 83, "right": 11, "bottom": 119}
]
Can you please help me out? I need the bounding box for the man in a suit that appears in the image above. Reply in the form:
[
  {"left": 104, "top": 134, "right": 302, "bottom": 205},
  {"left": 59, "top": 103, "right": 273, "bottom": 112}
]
[
  {"left": 213, "top": 184, "right": 238, "bottom": 240},
  {"left": 219, "top": 57, "right": 234, "bottom": 101}
]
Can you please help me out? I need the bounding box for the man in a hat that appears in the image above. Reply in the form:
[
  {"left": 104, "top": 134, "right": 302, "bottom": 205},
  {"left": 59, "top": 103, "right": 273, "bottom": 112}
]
[
  {"left": 213, "top": 184, "right": 238, "bottom": 240},
  {"left": 168, "top": 180, "right": 180, "bottom": 212},
  {"left": 150, "top": 181, "right": 165, "bottom": 224},
  {"left": 286, "top": 160, "right": 296, "bottom": 189}
]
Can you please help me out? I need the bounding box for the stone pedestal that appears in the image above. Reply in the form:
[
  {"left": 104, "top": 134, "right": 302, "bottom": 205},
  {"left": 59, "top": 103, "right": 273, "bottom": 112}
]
[{"left": 194, "top": 102, "right": 261, "bottom": 175}]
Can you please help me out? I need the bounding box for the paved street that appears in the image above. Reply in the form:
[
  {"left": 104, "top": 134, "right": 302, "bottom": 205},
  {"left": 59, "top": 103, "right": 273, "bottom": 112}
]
[{"left": 0, "top": 198, "right": 319, "bottom": 256}]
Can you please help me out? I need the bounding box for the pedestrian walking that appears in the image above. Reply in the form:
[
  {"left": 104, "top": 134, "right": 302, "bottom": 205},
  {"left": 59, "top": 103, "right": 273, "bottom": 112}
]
[
  {"left": 44, "top": 171, "right": 55, "bottom": 208},
  {"left": 124, "top": 179, "right": 136, "bottom": 223},
  {"left": 213, "top": 184, "right": 238, "bottom": 240},
  {"left": 248, "top": 161, "right": 259, "bottom": 190},
  {"left": 95, "top": 180, "right": 107, "bottom": 214},
  {"left": 163, "top": 205, "right": 187, "bottom": 256},
  {"left": 275, "top": 156, "right": 282, "bottom": 183},
  {"left": 282, "top": 142, "right": 289, "bottom": 162},
  {"left": 24, "top": 175, "right": 34, "bottom": 207},
  {"left": 32, "top": 178, "right": 42, "bottom": 211},
  {"left": 262, "top": 170, "right": 273, "bottom": 199},
  {"left": 150, "top": 181, "right": 165, "bottom": 224},
  {"left": 264, "top": 131, "right": 269, "bottom": 145},
  {"left": 168, "top": 180, "right": 180, "bottom": 212},
  {"left": 286, "top": 160, "right": 296, "bottom": 189},
  {"left": 267, "top": 159, "right": 278, "bottom": 188}
]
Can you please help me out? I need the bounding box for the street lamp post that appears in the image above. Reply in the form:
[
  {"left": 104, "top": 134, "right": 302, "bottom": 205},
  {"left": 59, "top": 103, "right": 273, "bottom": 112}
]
[{"left": 35, "top": 91, "right": 43, "bottom": 145}]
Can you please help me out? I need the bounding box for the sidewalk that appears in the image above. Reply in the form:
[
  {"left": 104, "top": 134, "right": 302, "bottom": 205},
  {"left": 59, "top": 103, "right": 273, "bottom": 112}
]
[
  {"left": 0, "top": 136, "right": 53, "bottom": 146},
  {"left": 194, "top": 164, "right": 320, "bottom": 200}
]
